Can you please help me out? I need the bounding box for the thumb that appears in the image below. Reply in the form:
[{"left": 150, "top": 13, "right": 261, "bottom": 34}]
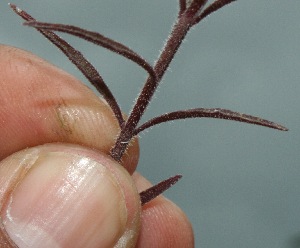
[{"left": 0, "top": 144, "right": 141, "bottom": 248}]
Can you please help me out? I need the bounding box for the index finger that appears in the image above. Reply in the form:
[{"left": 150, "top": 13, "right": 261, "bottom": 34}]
[{"left": 0, "top": 45, "right": 139, "bottom": 173}]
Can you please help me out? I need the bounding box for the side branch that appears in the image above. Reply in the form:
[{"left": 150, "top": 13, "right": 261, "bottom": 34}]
[
  {"left": 24, "top": 21, "right": 157, "bottom": 83},
  {"left": 193, "top": 0, "right": 237, "bottom": 24},
  {"left": 185, "top": 0, "right": 208, "bottom": 17},
  {"left": 110, "top": 15, "right": 194, "bottom": 161},
  {"left": 10, "top": 4, "right": 125, "bottom": 126},
  {"left": 134, "top": 108, "right": 288, "bottom": 135}
]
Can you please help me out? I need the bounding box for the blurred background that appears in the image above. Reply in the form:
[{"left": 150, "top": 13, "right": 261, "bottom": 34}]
[{"left": 1, "top": 0, "right": 300, "bottom": 247}]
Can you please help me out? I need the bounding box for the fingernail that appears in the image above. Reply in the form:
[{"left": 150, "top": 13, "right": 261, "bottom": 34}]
[{"left": 2, "top": 151, "right": 127, "bottom": 248}]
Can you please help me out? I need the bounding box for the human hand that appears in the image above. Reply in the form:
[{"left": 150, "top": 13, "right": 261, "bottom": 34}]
[{"left": 0, "top": 45, "right": 194, "bottom": 247}]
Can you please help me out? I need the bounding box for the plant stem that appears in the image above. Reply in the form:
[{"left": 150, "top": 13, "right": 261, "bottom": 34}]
[{"left": 110, "top": 13, "right": 194, "bottom": 161}]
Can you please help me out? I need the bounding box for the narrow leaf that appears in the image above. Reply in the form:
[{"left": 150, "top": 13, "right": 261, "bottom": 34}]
[
  {"left": 140, "top": 175, "right": 182, "bottom": 206},
  {"left": 194, "top": 0, "right": 237, "bottom": 24},
  {"left": 24, "top": 21, "right": 157, "bottom": 82},
  {"left": 10, "top": 4, "right": 124, "bottom": 126},
  {"left": 179, "top": 0, "right": 187, "bottom": 15},
  {"left": 186, "top": 0, "right": 208, "bottom": 17},
  {"left": 134, "top": 108, "right": 288, "bottom": 135}
]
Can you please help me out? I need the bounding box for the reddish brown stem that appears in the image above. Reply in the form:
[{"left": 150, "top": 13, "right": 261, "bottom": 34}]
[
  {"left": 9, "top": 1, "right": 289, "bottom": 208},
  {"left": 110, "top": 14, "right": 195, "bottom": 161},
  {"left": 109, "top": 0, "right": 241, "bottom": 161}
]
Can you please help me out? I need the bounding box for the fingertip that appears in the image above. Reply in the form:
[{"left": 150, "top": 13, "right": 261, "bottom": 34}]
[
  {"left": 0, "top": 45, "right": 139, "bottom": 172},
  {"left": 0, "top": 144, "right": 141, "bottom": 248},
  {"left": 133, "top": 173, "right": 194, "bottom": 248}
]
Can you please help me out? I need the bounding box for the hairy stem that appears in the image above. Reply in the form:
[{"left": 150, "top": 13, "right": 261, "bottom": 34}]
[{"left": 110, "top": 14, "right": 194, "bottom": 161}]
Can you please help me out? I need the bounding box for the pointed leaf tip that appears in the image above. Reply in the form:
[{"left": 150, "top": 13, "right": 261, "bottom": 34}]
[
  {"left": 140, "top": 175, "right": 182, "bottom": 206},
  {"left": 23, "top": 21, "right": 157, "bottom": 83},
  {"left": 134, "top": 108, "right": 288, "bottom": 135}
]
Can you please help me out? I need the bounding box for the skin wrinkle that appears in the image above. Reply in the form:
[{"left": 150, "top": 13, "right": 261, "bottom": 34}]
[
  {"left": 0, "top": 149, "right": 41, "bottom": 248},
  {"left": 0, "top": 150, "right": 40, "bottom": 209},
  {"left": 0, "top": 44, "right": 194, "bottom": 246},
  {"left": 0, "top": 45, "right": 140, "bottom": 172},
  {"left": 41, "top": 155, "right": 95, "bottom": 246},
  {"left": 50, "top": 90, "right": 119, "bottom": 149},
  {"left": 0, "top": 149, "right": 131, "bottom": 247},
  {"left": 55, "top": 104, "right": 75, "bottom": 136},
  {"left": 0, "top": 225, "right": 18, "bottom": 248},
  {"left": 2, "top": 145, "right": 139, "bottom": 246}
]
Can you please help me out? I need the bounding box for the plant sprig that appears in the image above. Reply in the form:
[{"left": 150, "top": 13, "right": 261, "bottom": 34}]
[{"left": 10, "top": 0, "right": 287, "bottom": 206}]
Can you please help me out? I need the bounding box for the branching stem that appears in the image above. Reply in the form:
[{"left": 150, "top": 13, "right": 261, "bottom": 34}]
[
  {"left": 9, "top": 1, "right": 288, "bottom": 205},
  {"left": 110, "top": 14, "right": 194, "bottom": 161}
]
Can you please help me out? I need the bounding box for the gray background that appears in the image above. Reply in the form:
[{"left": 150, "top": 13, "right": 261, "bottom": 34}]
[{"left": 1, "top": 0, "right": 300, "bottom": 247}]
